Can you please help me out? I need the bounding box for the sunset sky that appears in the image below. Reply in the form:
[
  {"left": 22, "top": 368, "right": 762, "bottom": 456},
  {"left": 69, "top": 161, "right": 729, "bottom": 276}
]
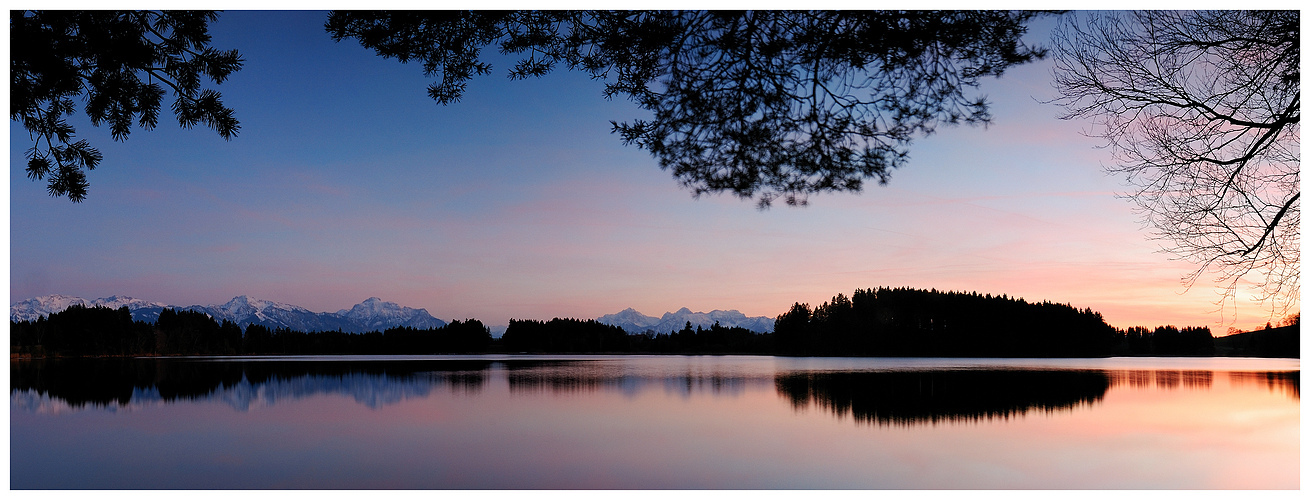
[{"left": 6, "top": 10, "right": 1292, "bottom": 331}]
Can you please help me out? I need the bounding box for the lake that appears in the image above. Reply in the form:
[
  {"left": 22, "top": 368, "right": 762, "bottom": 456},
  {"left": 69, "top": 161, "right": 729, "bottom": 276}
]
[{"left": 9, "top": 355, "right": 1299, "bottom": 489}]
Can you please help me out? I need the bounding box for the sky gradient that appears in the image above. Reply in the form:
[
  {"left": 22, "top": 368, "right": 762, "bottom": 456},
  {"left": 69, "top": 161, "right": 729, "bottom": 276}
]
[{"left": 6, "top": 10, "right": 1293, "bottom": 331}]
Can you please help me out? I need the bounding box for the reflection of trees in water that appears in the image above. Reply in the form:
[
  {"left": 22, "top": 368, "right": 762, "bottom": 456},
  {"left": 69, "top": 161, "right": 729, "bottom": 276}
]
[
  {"left": 777, "top": 368, "right": 1301, "bottom": 426},
  {"left": 1227, "top": 371, "right": 1300, "bottom": 399},
  {"left": 501, "top": 360, "right": 775, "bottom": 397},
  {"left": 10, "top": 359, "right": 493, "bottom": 410},
  {"left": 503, "top": 360, "right": 779, "bottom": 397},
  {"left": 1103, "top": 370, "right": 1299, "bottom": 399},
  {"left": 10, "top": 358, "right": 152, "bottom": 408},
  {"left": 774, "top": 370, "right": 1112, "bottom": 426},
  {"left": 1107, "top": 370, "right": 1213, "bottom": 390},
  {"left": 506, "top": 370, "right": 771, "bottom": 398},
  {"left": 12, "top": 357, "right": 777, "bottom": 409},
  {"left": 13, "top": 359, "right": 1299, "bottom": 416}
]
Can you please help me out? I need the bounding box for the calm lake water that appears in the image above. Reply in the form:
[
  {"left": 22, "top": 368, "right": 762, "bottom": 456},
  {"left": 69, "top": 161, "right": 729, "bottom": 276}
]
[{"left": 10, "top": 355, "right": 1299, "bottom": 489}]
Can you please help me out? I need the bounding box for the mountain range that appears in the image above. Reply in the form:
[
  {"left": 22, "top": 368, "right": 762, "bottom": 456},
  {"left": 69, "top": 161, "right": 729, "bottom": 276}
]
[
  {"left": 11, "top": 295, "right": 775, "bottom": 336},
  {"left": 10, "top": 294, "right": 446, "bottom": 333},
  {"left": 596, "top": 307, "right": 775, "bottom": 334}
]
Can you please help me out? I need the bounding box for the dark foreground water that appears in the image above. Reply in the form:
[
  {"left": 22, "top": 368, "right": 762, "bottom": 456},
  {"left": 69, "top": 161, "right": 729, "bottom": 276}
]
[{"left": 10, "top": 355, "right": 1299, "bottom": 489}]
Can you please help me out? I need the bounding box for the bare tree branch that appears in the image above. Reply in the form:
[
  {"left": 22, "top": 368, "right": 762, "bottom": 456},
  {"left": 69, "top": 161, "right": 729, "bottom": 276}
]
[{"left": 1051, "top": 10, "right": 1299, "bottom": 319}]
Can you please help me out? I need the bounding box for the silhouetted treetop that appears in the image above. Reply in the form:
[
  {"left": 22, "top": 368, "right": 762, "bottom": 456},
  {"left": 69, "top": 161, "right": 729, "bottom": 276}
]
[
  {"left": 11, "top": 10, "right": 242, "bottom": 202},
  {"left": 1051, "top": 11, "right": 1300, "bottom": 315},
  {"left": 327, "top": 10, "right": 1051, "bottom": 207},
  {"left": 773, "top": 287, "right": 1119, "bottom": 357}
]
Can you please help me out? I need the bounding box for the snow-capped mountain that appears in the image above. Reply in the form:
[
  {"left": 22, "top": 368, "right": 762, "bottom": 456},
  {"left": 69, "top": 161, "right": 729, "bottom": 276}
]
[
  {"left": 9, "top": 294, "right": 169, "bottom": 323},
  {"left": 182, "top": 296, "right": 354, "bottom": 332},
  {"left": 597, "top": 308, "right": 661, "bottom": 332},
  {"left": 597, "top": 307, "right": 775, "bottom": 334},
  {"left": 11, "top": 294, "right": 447, "bottom": 333},
  {"left": 10, "top": 294, "right": 89, "bottom": 322},
  {"left": 336, "top": 297, "right": 447, "bottom": 331}
]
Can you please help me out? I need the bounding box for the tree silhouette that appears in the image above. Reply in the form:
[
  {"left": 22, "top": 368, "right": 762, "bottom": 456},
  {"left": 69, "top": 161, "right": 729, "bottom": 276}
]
[
  {"left": 1051, "top": 11, "right": 1300, "bottom": 317},
  {"left": 11, "top": 10, "right": 243, "bottom": 201},
  {"left": 775, "top": 369, "right": 1112, "bottom": 426},
  {"left": 772, "top": 287, "right": 1120, "bottom": 357},
  {"left": 501, "top": 317, "right": 630, "bottom": 353},
  {"left": 326, "top": 10, "right": 1051, "bottom": 207}
]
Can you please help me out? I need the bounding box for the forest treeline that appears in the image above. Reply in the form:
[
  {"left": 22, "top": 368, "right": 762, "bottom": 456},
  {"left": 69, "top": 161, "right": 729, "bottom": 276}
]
[
  {"left": 773, "top": 288, "right": 1118, "bottom": 357},
  {"left": 772, "top": 287, "right": 1297, "bottom": 357},
  {"left": 9, "top": 305, "right": 491, "bottom": 357},
  {"left": 8, "top": 308, "right": 772, "bottom": 357},
  {"left": 500, "top": 318, "right": 772, "bottom": 354},
  {"left": 9, "top": 288, "right": 1297, "bottom": 358}
]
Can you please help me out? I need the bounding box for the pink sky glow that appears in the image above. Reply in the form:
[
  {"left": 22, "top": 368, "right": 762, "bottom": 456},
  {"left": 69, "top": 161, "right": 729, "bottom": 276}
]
[{"left": 7, "top": 12, "right": 1297, "bottom": 332}]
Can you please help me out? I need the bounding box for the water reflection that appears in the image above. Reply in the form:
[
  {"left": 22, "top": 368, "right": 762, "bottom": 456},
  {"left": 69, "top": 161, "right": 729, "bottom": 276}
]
[
  {"left": 1102, "top": 369, "right": 1299, "bottom": 396},
  {"left": 506, "top": 366, "right": 770, "bottom": 397},
  {"left": 10, "top": 358, "right": 493, "bottom": 411},
  {"left": 1227, "top": 370, "right": 1300, "bottom": 398},
  {"left": 10, "top": 358, "right": 1301, "bottom": 426},
  {"left": 772, "top": 368, "right": 1302, "bottom": 426},
  {"left": 1108, "top": 369, "right": 1214, "bottom": 390},
  {"left": 11, "top": 356, "right": 1299, "bottom": 489},
  {"left": 775, "top": 369, "right": 1112, "bottom": 426}
]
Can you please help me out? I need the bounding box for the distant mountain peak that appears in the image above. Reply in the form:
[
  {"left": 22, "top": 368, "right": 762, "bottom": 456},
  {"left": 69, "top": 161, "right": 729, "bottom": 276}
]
[
  {"left": 598, "top": 306, "right": 774, "bottom": 334},
  {"left": 337, "top": 298, "right": 441, "bottom": 331},
  {"left": 343, "top": 297, "right": 425, "bottom": 314},
  {"left": 12, "top": 294, "right": 446, "bottom": 333}
]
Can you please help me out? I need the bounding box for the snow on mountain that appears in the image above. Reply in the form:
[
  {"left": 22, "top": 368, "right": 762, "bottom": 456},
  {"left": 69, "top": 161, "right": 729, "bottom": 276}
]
[
  {"left": 11, "top": 294, "right": 447, "bottom": 333},
  {"left": 597, "top": 307, "right": 775, "bottom": 334},
  {"left": 10, "top": 294, "right": 90, "bottom": 322},
  {"left": 596, "top": 308, "right": 661, "bottom": 333},
  {"left": 91, "top": 296, "right": 169, "bottom": 323},
  {"left": 92, "top": 295, "right": 169, "bottom": 310},
  {"left": 336, "top": 297, "right": 446, "bottom": 331},
  {"left": 215, "top": 295, "right": 312, "bottom": 319},
  {"left": 9, "top": 294, "right": 169, "bottom": 323},
  {"left": 182, "top": 296, "right": 447, "bottom": 333},
  {"left": 182, "top": 295, "right": 353, "bottom": 332}
]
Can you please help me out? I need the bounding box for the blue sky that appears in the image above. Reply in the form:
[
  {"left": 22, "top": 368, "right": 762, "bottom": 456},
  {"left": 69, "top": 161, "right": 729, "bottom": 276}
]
[{"left": 7, "top": 10, "right": 1287, "bottom": 330}]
